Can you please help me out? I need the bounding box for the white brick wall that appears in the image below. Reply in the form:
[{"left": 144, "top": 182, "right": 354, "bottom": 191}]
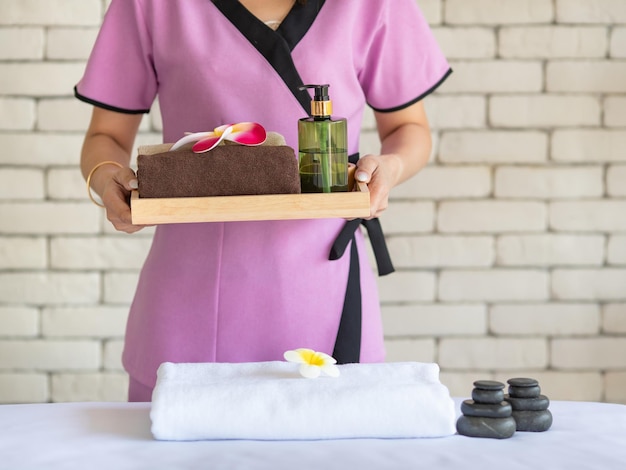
[
  {"left": 0, "top": 0, "right": 102, "bottom": 26},
  {"left": 499, "top": 26, "right": 608, "bottom": 58},
  {"left": 552, "top": 130, "right": 626, "bottom": 162},
  {"left": 607, "top": 236, "right": 626, "bottom": 265},
  {"left": 489, "top": 95, "right": 601, "bottom": 128},
  {"left": 495, "top": 167, "right": 603, "bottom": 199},
  {"left": 555, "top": 0, "right": 626, "bottom": 23},
  {"left": 393, "top": 166, "right": 491, "bottom": 199},
  {"left": 444, "top": 0, "right": 554, "bottom": 25},
  {"left": 0, "top": 0, "right": 624, "bottom": 405},
  {"left": 490, "top": 304, "right": 600, "bottom": 335},
  {"left": 440, "top": 131, "right": 548, "bottom": 163},
  {"left": 387, "top": 236, "right": 494, "bottom": 268},
  {"left": 603, "top": 304, "right": 626, "bottom": 333},
  {"left": 611, "top": 28, "right": 626, "bottom": 58},
  {"left": 442, "top": 61, "right": 543, "bottom": 93},
  {"left": 439, "top": 338, "right": 549, "bottom": 370},
  {"left": 439, "top": 270, "right": 549, "bottom": 301},
  {"left": 607, "top": 165, "right": 626, "bottom": 196},
  {"left": 496, "top": 234, "right": 605, "bottom": 266},
  {"left": 547, "top": 61, "right": 626, "bottom": 93}
]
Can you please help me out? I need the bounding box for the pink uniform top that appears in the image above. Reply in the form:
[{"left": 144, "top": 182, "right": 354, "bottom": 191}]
[{"left": 76, "top": 0, "right": 450, "bottom": 389}]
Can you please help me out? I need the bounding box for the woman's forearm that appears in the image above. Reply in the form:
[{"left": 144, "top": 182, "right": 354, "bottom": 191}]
[
  {"left": 81, "top": 108, "right": 142, "bottom": 199},
  {"left": 81, "top": 133, "right": 133, "bottom": 199},
  {"left": 379, "top": 121, "right": 432, "bottom": 188}
]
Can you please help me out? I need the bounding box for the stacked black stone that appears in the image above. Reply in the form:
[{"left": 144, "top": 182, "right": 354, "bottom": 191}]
[
  {"left": 504, "top": 377, "right": 552, "bottom": 432},
  {"left": 456, "top": 380, "right": 516, "bottom": 439}
]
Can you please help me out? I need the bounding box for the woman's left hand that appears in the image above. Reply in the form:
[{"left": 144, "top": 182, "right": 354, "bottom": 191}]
[
  {"left": 354, "top": 153, "right": 402, "bottom": 219},
  {"left": 355, "top": 101, "right": 434, "bottom": 219}
]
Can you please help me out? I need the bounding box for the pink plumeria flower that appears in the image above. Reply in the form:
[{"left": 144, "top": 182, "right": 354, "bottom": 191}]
[
  {"left": 284, "top": 348, "right": 340, "bottom": 379},
  {"left": 170, "top": 122, "right": 267, "bottom": 153}
]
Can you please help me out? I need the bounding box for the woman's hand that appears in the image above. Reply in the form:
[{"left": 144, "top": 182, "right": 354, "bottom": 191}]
[
  {"left": 81, "top": 107, "right": 146, "bottom": 233},
  {"left": 354, "top": 153, "right": 402, "bottom": 219},
  {"left": 99, "top": 166, "right": 145, "bottom": 233},
  {"left": 355, "top": 101, "right": 433, "bottom": 219}
]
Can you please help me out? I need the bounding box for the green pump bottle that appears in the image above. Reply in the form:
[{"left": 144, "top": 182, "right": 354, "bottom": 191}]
[{"left": 298, "top": 84, "right": 348, "bottom": 193}]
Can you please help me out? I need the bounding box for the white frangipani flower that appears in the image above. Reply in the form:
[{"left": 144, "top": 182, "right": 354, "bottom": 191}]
[{"left": 283, "top": 348, "right": 340, "bottom": 379}]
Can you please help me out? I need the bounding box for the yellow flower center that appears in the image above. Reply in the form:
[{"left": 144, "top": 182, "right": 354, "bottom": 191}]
[{"left": 300, "top": 349, "right": 326, "bottom": 366}]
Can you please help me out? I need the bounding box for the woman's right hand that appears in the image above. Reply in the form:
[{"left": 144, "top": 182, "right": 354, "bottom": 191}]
[
  {"left": 100, "top": 166, "right": 146, "bottom": 234},
  {"left": 81, "top": 107, "right": 146, "bottom": 233}
]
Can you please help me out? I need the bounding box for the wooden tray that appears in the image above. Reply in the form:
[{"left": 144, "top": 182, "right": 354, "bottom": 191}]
[{"left": 130, "top": 182, "right": 370, "bottom": 224}]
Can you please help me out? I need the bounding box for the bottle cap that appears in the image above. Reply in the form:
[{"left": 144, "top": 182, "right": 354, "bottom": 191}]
[{"left": 299, "top": 84, "right": 332, "bottom": 117}]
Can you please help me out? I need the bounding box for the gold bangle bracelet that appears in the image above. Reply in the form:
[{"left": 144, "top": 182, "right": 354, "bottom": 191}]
[{"left": 86, "top": 160, "right": 124, "bottom": 207}]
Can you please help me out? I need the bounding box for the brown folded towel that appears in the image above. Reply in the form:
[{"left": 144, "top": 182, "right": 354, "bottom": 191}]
[{"left": 137, "top": 143, "right": 300, "bottom": 198}]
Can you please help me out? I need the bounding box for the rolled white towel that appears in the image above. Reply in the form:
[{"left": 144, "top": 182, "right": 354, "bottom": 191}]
[{"left": 150, "top": 361, "right": 457, "bottom": 441}]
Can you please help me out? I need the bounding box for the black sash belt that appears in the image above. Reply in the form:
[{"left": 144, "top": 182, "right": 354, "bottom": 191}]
[
  {"left": 330, "top": 217, "right": 394, "bottom": 364},
  {"left": 331, "top": 231, "right": 361, "bottom": 364},
  {"left": 329, "top": 218, "right": 395, "bottom": 276},
  {"left": 330, "top": 152, "right": 395, "bottom": 364}
]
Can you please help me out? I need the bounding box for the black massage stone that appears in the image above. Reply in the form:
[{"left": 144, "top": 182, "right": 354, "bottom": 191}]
[
  {"left": 504, "top": 377, "right": 552, "bottom": 432},
  {"left": 461, "top": 400, "right": 512, "bottom": 418},
  {"left": 510, "top": 409, "right": 553, "bottom": 432},
  {"left": 456, "top": 415, "right": 517, "bottom": 439},
  {"left": 505, "top": 395, "right": 550, "bottom": 411},
  {"left": 457, "top": 380, "right": 516, "bottom": 439},
  {"left": 471, "top": 380, "right": 505, "bottom": 404}
]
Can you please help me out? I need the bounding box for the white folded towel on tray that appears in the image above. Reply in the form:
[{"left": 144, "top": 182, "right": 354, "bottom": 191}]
[{"left": 150, "top": 361, "right": 456, "bottom": 441}]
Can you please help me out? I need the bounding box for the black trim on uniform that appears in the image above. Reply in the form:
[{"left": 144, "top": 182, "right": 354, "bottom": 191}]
[
  {"left": 369, "top": 67, "right": 453, "bottom": 113},
  {"left": 211, "top": 0, "right": 325, "bottom": 114},
  {"left": 74, "top": 87, "right": 150, "bottom": 115},
  {"left": 277, "top": 0, "right": 325, "bottom": 51}
]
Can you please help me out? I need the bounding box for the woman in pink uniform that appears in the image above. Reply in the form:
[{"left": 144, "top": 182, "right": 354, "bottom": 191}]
[{"left": 76, "top": 0, "right": 451, "bottom": 401}]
